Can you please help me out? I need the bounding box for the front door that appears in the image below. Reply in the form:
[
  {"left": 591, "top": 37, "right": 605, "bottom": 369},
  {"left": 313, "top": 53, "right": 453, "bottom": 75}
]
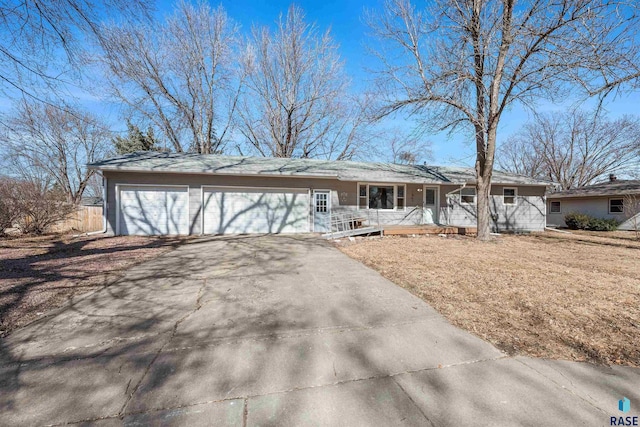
[
  {"left": 313, "top": 190, "right": 331, "bottom": 232},
  {"left": 423, "top": 186, "right": 438, "bottom": 224}
]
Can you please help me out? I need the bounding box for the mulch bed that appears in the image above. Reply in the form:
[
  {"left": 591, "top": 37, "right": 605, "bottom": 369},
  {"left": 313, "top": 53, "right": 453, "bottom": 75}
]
[{"left": 0, "top": 234, "right": 187, "bottom": 336}]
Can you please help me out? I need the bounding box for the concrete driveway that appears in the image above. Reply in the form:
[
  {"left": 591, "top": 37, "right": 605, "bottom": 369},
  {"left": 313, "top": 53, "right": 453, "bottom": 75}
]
[{"left": 1, "top": 235, "right": 638, "bottom": 426}]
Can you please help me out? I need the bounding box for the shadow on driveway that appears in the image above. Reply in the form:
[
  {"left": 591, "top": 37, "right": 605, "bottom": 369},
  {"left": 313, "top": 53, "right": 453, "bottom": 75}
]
[{"left": 0, "top": 235, "right": 637, "bottom": 426}]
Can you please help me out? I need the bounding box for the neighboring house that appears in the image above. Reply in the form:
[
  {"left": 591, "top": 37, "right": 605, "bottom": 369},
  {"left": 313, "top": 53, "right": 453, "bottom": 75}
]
[
  {"left": 80, "top": 196, "right": 103, "bottom": 207},
  {"left": 546, "top": 176, "right": 640, "bottom": 231},
  {"left": 88, "top": 152, "right": 551, "bottom": 236}
]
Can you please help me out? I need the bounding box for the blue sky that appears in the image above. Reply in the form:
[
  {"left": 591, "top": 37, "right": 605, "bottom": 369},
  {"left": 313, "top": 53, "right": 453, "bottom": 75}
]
[
  {"left": 4, "top": 0, "right": 637, "bottom": 166},
  {"left": 207, "top": 0, "right": 639, "bottom": 166}
]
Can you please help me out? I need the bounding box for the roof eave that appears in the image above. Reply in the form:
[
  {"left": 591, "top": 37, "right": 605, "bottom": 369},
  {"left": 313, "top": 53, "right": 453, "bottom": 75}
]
[{"left": 94, "top": 166, "right": 340, "bottom": 180}]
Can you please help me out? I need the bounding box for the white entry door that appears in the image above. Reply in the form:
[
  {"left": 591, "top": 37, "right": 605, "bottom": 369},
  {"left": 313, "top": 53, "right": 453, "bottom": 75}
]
[
  {"left": 118, "top": 185, "right": 189, "bottom": 235},
  {"left": 202, "top": 187, "right": 310, "bottom": 234},
  {"left": 423, "top": 186, "right": 438, "bottom": 224},
  {"left": 313, "top": 190, "right": 331, "bottom": 232}
]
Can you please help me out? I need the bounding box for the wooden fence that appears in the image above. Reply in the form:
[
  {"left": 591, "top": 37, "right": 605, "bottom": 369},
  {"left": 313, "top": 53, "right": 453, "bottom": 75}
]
[{"left": 52, "top": 205, "right": 104, "bottom": 233}]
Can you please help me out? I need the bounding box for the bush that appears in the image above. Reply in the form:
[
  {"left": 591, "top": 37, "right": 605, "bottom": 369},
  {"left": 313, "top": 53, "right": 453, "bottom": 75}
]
[
  {"left": 564, "top": 212, "right": 618, "bottom": 231},
  {"left": 564, "top": 213, "right": 591, "bottom": 230},
  {"left": 587, "top": 218, "right": 619, "bottom": 231},
  {"left": 0, "top": 178, "right": 75, "bottom": 235},
  {"left": 0, "top": 178, "right": 21, "bottom": 236},
  {"left": 13, "top": 181, "right": 75, "bottom": 235}
]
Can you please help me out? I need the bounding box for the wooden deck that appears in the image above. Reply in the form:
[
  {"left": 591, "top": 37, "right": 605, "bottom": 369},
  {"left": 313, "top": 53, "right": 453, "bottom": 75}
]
[{"left": 382, "top": 225, "right": 477, "bottom": 236}]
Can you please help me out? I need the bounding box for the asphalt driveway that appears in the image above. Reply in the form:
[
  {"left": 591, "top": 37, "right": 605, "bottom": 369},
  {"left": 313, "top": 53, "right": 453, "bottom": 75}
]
[{"left": 1, "top": 235, "right": 638, "bottom": 426}]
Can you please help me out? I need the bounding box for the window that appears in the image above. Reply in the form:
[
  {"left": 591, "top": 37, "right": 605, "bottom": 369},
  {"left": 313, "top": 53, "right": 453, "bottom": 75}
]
[
  {"left": 359, "top": 184, "right": 367, "bottom": 209},
  {"left": 314, "top": 192, "right": 328, "bottom": 213},
  {"left": 503, "top": 188, "right": 517, "bottom": 205},
  {"left": 424, "top": 188, "right": 436, "bottom": 205},
  {"left": 460, "top": 187, "right": 476, "bottom": 204},
  {"left": 549, "top": 201, "right": 561, "bottom": 213},
  {"left": 609, "top": 198, "right": 624, "bottom": 214},
  {"left": 357, "top": 183, "right": 406, "bottom": 210},
  {"left": 369, "top": 185, "right": 394, "bottom": 209}
]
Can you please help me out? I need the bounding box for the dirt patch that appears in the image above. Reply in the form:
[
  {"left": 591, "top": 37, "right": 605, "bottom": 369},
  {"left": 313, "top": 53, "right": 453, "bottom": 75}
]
[
  {"left": 338, "top": 232, "right": 640, "bottom": 366},
  {"left": 0, "top": 234, "right": 188, "bottom": 335}
]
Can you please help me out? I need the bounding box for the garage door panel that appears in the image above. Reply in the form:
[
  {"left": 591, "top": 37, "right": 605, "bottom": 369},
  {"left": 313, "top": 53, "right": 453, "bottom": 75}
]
[
  {"left": 203, "top": 188, "right": 309, "bottom": 234},
  {"left": 119, "top": 186, "right": 189, "bottom": 235}
]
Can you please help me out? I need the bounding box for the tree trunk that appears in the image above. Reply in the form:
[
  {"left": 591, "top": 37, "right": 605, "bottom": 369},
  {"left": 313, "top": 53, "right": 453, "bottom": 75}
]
[
  {"left": 476, "top": 175, "right": 492, "bottom": 240},
  {"left": 476, "top": 127, "right": 496, "bottom": 241}
]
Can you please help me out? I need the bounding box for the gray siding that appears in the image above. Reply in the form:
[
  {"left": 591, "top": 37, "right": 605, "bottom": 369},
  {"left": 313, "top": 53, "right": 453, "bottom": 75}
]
[
  {"left": 439, "top": 184, "right": 546, "bottom": 232},
  {"left": 103, "top": 171, "right": 547, "bottom": 234},
  {"left": 547, "top": 196, "right": 639, "bottom": 230},
  {"left": 105, "top": 172, "right": 348, "bottom": 235}
]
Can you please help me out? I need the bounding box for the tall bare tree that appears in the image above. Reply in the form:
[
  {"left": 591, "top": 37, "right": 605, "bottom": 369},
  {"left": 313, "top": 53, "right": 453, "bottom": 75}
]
[
  {"left": 388, "top": 132, "right": 432, "bottom": 165},
  {"left": 367, "top": 0, "right": 640, "bottom": 240},
  {"left": 100, "top": 1, "right": 241, "bottom": 154},
  {"left": 498, "top": 110, "right": 640, "bottom": 189},
  {"left": 238, "top": 5, "right": 369, "bottom": 160},
  {"left": 1, "top": 99, "right": 111, "bottom": 204},
  {"left": 0, "top": 0, "right": 150, "bottom": 100}
]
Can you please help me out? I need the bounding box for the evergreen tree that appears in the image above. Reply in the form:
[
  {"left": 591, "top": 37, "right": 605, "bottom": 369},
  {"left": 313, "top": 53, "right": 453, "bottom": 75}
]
[{"left": 113, "top": 122, "right": 158, "bottom": 154}]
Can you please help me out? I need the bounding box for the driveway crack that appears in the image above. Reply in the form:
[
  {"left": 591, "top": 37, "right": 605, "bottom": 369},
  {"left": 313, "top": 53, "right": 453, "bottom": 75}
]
[
  {"left": 392, "top": 376, "right": 437, "bottom": 427},
  {"left": 514, "top": 358, "right": 608, "bottom": 415},
  {"left": 118, "top": 279, "right": 208, "bottom": 417}
]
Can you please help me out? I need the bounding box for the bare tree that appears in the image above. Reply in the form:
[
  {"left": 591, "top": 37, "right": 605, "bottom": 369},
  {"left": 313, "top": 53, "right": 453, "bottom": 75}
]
[
  {"left": 388, "top": 132, "right": 432, "bottom": 164},
  {"left": 99, "top": 1, "right": 242, "bottom": 154},
  {"left": 498, "top": 110, "right": 640, "bottom": 189},
  {"left": 238, "top": 5, "right": 370, "bottom": 160},
  {"left": 83, "top": 173, "right": 104, "bottom": 199},
  {"left": 1, "top": 99, "right": 111, "bottom": 204},
  {"left": 367, "top": 0, "right": 640, "bottom": 240},
  {"left": 0, "top": 0, "right": 150, "bottom": 100}
]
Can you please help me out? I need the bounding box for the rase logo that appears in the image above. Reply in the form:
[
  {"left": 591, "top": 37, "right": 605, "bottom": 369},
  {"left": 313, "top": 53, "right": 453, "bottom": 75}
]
[{"left": 611, "top": 397, "right": 638, "bottom": 426}]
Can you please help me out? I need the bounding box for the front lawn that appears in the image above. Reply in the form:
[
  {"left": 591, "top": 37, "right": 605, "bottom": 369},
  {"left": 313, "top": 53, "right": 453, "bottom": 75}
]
[
  {"left": 0, "top": 234, "right": 187, "bottom": 335},
  {"left": 338, "top": 232, "right": 640, "bottom": 366}
]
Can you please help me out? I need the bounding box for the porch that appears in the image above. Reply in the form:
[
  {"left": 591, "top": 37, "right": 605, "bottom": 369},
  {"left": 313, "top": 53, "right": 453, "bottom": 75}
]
[{"left": 382, "top": 224, "right": 477, "bottom": 236}]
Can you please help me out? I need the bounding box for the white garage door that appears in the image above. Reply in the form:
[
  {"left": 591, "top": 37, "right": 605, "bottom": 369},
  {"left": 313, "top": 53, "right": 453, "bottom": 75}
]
[
  {"left": 118, "top": 185, "right": 189, "bottom": 235},
  {"left": 203, "top": 187, "right": 310, "bottom": 234}
]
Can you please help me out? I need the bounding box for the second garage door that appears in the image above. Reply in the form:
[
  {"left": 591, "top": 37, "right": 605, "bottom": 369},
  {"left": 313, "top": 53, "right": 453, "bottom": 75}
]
[{"left": 203, "top": 187, "right": 310, "bottom": 234}]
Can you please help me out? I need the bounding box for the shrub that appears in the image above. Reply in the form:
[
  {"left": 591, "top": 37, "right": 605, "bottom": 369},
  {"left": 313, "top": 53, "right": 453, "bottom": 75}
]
[
  {"left": 0, "top": 178, "right": 21, "bottom": 236},
  {"left": 587, "top": 217, "right": 619, "bottom": 231},
  {"left": 564, "top": 213, "right": 591, "bottom": 230},
  {"left": 564, "top": 212, "right": 618, "bottom": 231},
  {"left": 0, "top": 178, "right": 75, "bottom": 235},
  {"left": 13, "top": 181, "right": 75, "bottom": 235}
]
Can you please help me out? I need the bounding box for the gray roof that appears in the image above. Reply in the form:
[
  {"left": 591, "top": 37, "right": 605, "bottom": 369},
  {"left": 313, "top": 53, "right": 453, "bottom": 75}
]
[
  {"left": 88, "top": 151, "right": 551, "bottom": 186},
  {"left": 548, "top": 180, "right": 640, "bottom": 199},
  {"left": 80, "top": 196, "right": 103, "bottom": 206}
]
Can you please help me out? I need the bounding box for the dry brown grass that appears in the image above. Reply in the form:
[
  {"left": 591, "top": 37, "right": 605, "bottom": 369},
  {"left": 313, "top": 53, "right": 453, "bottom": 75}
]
[
  {"left": 338, "top": 231, "right": 640, "bottom": 366},
  {"left": 0, "top": 234, "right": 187, "bottom": 335}
]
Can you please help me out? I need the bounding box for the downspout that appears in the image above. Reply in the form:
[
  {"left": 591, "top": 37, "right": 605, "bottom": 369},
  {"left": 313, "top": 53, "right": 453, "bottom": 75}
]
[{"left": 86, "top": 172, "right": 107, "bottom": 235}]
